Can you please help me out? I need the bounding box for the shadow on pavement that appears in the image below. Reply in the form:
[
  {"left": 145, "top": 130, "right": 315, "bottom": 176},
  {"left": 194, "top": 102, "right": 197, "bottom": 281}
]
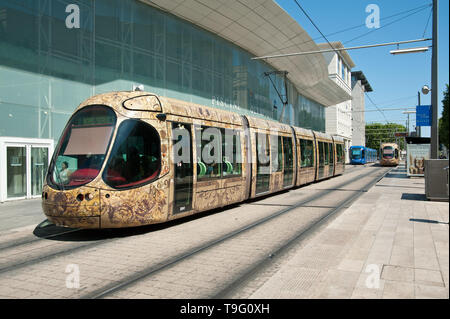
[
  {"left": 410, "top": 218, "right": 449, "bottom": 225},
  {"left": 401, "top": 193, "right": 427, "bottom": 201},
  {"left": 33, "top": 203, "right": 242, "bottom": 242}
]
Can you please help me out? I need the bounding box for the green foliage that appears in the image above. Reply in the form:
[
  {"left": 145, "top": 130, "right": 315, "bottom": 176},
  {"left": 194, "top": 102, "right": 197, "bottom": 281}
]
[
  {"left": 365, "top": 123, "right": 407, "bottom": 151},
  {"left": 439, "top": 84, "right": 449, "bottom": 149}
]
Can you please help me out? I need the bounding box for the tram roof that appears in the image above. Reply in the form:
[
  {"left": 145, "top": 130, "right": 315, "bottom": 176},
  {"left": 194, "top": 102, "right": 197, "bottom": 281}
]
[{"left": 138, "top": 0, "right": 352, "bottom": 107}]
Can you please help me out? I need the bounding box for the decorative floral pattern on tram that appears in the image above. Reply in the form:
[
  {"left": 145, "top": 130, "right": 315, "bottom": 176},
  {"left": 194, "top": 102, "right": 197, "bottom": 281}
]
[{"left": 101, "top": 182, "right": 168, "bottom": 227}]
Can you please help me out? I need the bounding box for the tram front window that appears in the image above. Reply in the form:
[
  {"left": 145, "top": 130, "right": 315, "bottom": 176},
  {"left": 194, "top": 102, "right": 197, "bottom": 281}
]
[
  {"left": 351, "top": 149, "right": 362, "bottom": 159},
  {"left": 383, "top": 146, "right": 394, "bottom": 159},
  {"left": 103, "top": 119, "right": 160, "bottom": 188},
  {"left": 48, "top": 105, "right": 116, "bottom": 189}
]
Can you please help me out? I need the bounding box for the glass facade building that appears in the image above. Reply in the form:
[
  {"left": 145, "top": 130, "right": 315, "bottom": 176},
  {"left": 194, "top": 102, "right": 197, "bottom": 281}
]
[
  {"left": 0, "top": 0, "right": 326, "bottom": 200},
  {"left": 0, "top": 0, "right": 325, "bottom": 142}
]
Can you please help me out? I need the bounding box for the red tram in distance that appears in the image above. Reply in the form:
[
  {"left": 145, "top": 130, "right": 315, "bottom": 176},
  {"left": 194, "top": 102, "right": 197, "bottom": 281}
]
[{"left": 41, "top": 91, "right": 345, "bottom": 229}]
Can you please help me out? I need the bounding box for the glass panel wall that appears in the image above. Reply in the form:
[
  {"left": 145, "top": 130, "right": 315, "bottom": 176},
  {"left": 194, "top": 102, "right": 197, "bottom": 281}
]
[
  {"left": 6, "top": 146, "right": 27, "bottom": 198},
  {"left": 31, "top": 147, "right": 48, "bottom": 196},
  {"left": 0, "top": 0, "right": 326, "bottom": 145}
]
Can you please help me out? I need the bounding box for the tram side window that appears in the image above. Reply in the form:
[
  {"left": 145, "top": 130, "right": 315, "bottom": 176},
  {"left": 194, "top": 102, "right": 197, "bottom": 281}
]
[
  {"left": 299, "top": 139, "right": 314, "bottom": 168},
  {"left": 329, "top": 143, "right": 334, "bottom": 164},
  {"left": 257, "top": 132, "right": 271, "bottom": 172},
  {"left": 336, "top": 144, "right": 344, "bottom": 163},
  {"left": 336, "top": 144, "right": 341, "bottom": 163},
  {"left": 318, "top": 141, "right": 325, "bottom": 166},
  {"left": 270, "top": 135, "right": 283, "bottom": 172},
  {"left": 222, "top": 128, "right": 242, "bottom": 177},
  {"left": 324, "top": 142, "right": 329, "bottom": 165},
  {"left": 283, "top": 136, "right": 294, "bottom": 171},
  {"left": 196, "top": 126, "right": 222, "bottom": 180},
  {"left": 196, "top": 126, "right": 242, "bottom": 180},
  {"left": 104, "top": 119, "right": 160, "bottom": 188}
]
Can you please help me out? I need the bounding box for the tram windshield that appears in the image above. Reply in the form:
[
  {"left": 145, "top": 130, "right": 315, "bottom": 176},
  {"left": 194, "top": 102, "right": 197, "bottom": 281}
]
[
  {"left": 48, "top": 105, "right": 116, "bottom": 189},
  {"left": 383, "top": 146, "right": 394, "bottom": 159},
  {"left": 351, "top": 148, "right": 362, "bottom": 159}
]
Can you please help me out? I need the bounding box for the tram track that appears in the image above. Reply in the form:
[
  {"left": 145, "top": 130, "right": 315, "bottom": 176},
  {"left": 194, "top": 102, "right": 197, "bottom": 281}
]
[
  {"left": 0, "top": 164, "right": 365, "bottom": 256},
  {"left": 80, "top": 165, "right": 390, "bottom": 299},
  {"left": 0, "top": 165, "right": 369, "bottom": 277},
  {"left": 0, "top": 165, "right": 377, "bottom": 299},
  {"left": 213, "top": 166, "right": 393, "bottom": 298},
  {"left": 0, "top": 224, "right": 81, "bottom": 251}
]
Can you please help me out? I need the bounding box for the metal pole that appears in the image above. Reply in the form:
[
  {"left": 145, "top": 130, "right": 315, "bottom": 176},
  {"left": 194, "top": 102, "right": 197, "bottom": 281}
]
[
  {"left": 431, "top": 0, "right": 439, "bottom": 158},
  {"left": 417, "top": 91, "right": 421, "bottom": 137},
  {"left": 407, "top": 113, "right": 410, "bottom": 135},
  {"left": 251, "top": 38, "right": 432, "bottom": 60}
]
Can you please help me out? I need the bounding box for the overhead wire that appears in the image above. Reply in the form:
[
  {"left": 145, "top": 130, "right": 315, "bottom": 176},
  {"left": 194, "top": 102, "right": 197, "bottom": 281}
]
[
  {"left": 313, "top": 3, "right": 431, "bottom": 43},
  {"left": 290, "top": 0, "right": 431, "bottom": 129},
  {"left": 422, "top": 7, "right": 433, "bottom": 37},
  {"left": 292, "top": 0, "right": 392, "bottom": 125},
  {"left": 273, "top": 3, "right": 431, "bottom": 55},
  {"left": 292, "top": 0, "right": 337, "bottom": 52},
  {"left": 343, "top": 3, "right": 432, "bottom": 44},
  {"left": 365, "top": 92, "right": 389, "bottom": 123}
]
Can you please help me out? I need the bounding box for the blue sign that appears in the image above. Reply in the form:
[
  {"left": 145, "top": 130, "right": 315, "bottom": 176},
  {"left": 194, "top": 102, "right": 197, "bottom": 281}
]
[{"left": 416, "top": 105, "right": 431, "bottom": 126}]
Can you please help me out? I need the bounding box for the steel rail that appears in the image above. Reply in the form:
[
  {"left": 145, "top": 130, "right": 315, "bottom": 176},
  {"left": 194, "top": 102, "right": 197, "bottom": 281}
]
[{"left": 212, "top": 167, "right": 393, "bottom": 298}]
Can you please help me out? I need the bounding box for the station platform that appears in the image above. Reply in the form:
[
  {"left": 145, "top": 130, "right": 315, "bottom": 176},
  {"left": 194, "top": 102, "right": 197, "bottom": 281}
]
[{"left": 249, "top": 164, "right": 449, "bottom": 299}]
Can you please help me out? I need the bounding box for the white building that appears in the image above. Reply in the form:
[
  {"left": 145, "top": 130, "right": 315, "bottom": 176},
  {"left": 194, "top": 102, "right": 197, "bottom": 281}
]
[
  {"left": 317, "top": 42, "right": 355, "bottom": 163},
  {"left": 351, "top": 71, "right": 373, "bottom": 147}
]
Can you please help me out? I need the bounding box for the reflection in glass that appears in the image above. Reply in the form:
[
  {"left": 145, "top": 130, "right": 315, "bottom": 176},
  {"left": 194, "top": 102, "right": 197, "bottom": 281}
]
[
  {"left": 7, "top": 147, "right": 26, "bottom": 198},
  {"left": 300, "top": 139, "right": 314, "bottom": 168},
  {"left": 31, "top": 147, "right": 48, "bottom": 196},
  {"left": 104, "top": 119, "right": 160, "bottom": 188},
  {"left": 48, "top": 105, "right": 116, "bottom": 189}
]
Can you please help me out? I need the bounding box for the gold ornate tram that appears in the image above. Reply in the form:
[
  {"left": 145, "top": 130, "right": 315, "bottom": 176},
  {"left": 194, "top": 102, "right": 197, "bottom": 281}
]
[
  {"left": 41, "top": 91, "right": 345, "bottom": 229},
  {"left": 380, "top": 142, "right": 399, "bottom": 166}
]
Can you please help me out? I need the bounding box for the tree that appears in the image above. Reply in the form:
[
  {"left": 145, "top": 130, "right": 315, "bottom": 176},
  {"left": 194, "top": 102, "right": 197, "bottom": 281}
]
[
  {"left": 365, "top": 123, "right": 407, "bottom": 151},
  {"left": 439, "top": 84, "right": 449, "bottom": 149}
]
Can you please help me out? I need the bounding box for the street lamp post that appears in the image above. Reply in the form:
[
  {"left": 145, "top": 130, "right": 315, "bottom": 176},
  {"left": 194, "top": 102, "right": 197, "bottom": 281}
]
[
  {"left": 417, "top": 91, "right": 421, "bottom": 137},
  {"left": 431, "top": 0, "right": 439, "bottom": 158}
]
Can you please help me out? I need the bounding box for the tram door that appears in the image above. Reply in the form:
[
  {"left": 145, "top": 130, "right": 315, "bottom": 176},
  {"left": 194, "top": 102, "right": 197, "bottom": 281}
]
[
  {"left": 172, "top": 123, "right": 193, "bottom": 214},
  {"left": 328, "top": 143, "right": 334, "bottom": 177},
  {"left": 318, "top": 142, "right": 325, "bottom": 179},
  {"left": 282, "top": 136, "right": 294, "bottom": 187},
  {"left": 255, "top": 132, "right": 270, "bottom": 194}
]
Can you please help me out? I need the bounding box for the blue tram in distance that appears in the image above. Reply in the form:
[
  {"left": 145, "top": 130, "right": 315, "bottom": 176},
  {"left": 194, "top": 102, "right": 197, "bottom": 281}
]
[{"left": 349, "top": 146, "right": 377, "bottom": 164}]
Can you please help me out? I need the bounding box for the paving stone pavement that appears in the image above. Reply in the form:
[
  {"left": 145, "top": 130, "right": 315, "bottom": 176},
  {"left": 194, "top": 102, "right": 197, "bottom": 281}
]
[{"left": 249, "top": 165, "right": 449, "bottom": 299}]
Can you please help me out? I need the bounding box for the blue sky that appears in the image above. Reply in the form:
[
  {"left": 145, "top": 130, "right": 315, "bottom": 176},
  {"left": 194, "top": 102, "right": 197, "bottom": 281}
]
[{"left": 276, "top": 0, "right": 449, "bottom": 137}]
